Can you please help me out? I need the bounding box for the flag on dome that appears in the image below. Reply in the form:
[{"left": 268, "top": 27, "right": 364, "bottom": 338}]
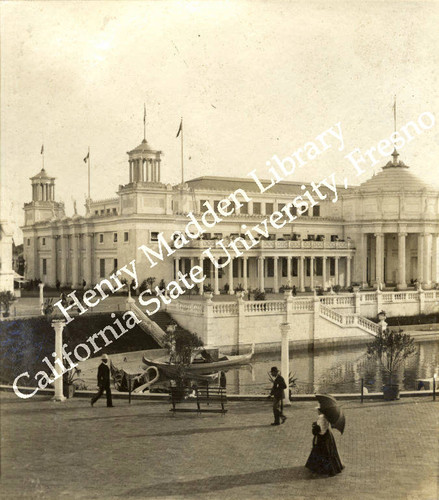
[
  {"left": 40, "top": 145, "right": 44, "bottom": 155},
  {"left": 83, "top": 151, "right": 89, "bottom": 163}
]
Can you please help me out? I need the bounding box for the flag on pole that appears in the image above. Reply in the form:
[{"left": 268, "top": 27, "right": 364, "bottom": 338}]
[
  {"left": 143, "top": 104, "right": 146, "bottom": 125},
  {"left": 83, "top": 151, "right": 90, "bottom": 163},
  {"left": 41, "top": 145, "right": 44, "bottom": 155},
  {"left": 176, "top": 118, "right": 183, "bottom": 138}
]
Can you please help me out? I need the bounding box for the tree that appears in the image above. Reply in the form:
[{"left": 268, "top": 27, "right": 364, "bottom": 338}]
[
  {"left": 367, "top": 328, "right": 416, "bottom": 387},
  {"left": 0, "top": 291, "right": 16, "bottom": 317}
]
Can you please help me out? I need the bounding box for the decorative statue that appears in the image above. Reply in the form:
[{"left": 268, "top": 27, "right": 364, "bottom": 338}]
[{"left": 73, "top": 200, "right": 77, "bottom": 215}]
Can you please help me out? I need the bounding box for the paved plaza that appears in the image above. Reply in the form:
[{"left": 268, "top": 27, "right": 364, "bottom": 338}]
[{"left": 0, "top": 392, "right": 437, "bottom": 500}]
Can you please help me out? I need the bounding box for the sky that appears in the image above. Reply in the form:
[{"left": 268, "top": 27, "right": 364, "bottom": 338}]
[{"left": 1, "top": 0, "right": 438, "bottom": 243}]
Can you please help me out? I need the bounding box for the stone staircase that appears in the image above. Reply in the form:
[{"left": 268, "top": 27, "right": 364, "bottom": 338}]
[
  {"left": 126, "top": 300, "right": 194, "bottom": 347},
  {"left": 319, "top": 303, "right": 380, "bottom": 337}
]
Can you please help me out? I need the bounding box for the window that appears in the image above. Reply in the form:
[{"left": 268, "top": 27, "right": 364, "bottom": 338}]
[
  {"left": 112, "top": 208, "right": 117, "bottom": 215},
  {"left": 265, "top": 203, "right": 274, "bottom": 215},
  {"left": 291, "top": 205, "right": 297, "bottom": 216},
  {"left": 113, "top": 232, "right": 118, "bottom": 243},
  {"left": 268, "top": 233, "right": 276, "bottom": 240},
  {"left": 200, "top": 200, "right": 208, "bottom": 212},
  {"left": 330, "top": 258, "right": 335, "bottom": 276},
  {"left": 278, "top": 203, "right": 285, "bottom": 212},
  {"left": 27, "top": 239, "right": 30, "bottom": 246},
  {"left": 283, "top": 234, "right": 291, "bottom": 240},
  {"left": 151, "top": 232, "right": 159, "bottom": 242},
  {"left": 267, "top": 258, "right": 274, "bottom": 277},
  {"left": 99, "top": 233, "right": 104, "bottom": 244},
  {"left": 95, "top": 210, "right": 99, "bottom": 215},
  {"left": 213, "top": 233, "right": 223, "bottom": 239},
  {"left": 292, "top": 257, "right": 298, "bottom": 277},
  {"left": 113, "top": 259, "right": 118, "bottom": 271},
  {"left": 306, "top": 258, "right": 311, "bottom": 276},
  {"left": 302, "top": 208, "right": 309, "bottom": 216},
  {"left": 316, "top": 257, "right": 323, "bottom": 276},
  {"left": 42, "top": 258, "right": 47, "bottom": 275},
  {"left": 100, "top": 210, "right": 104, "bottom": 215},
  {"left": 100, "top": 259, "right": 105, "bottom": 278},
  {"left": 42, "top": 237, "right": 46, "bottom": 246},
  {"left": 253, "top": 202, "right": 261, "bottom": 215},
  {"left": 313, "top": 206, "right": 320, "bottom": 217},
  {"left": 282, "top": 258, "right": 288, "bottom": 277},
  {"left": 213, "top": 200, "right": 220, "bottom": 212},
  {"left": 107, "top": 209, "right": 111, "bottom": 215},
  {"left": 124, "top": 232, "right": 129, "bottom": 242},
  {"left": 240, "top": 202, "right": 248, "bottom": 215}
]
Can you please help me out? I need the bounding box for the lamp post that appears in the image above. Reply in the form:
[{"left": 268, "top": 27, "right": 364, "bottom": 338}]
[
  {"left": 39, "top": 283, "right": 45, "bottom": 315},
  {"left": 280, "top": 322, "right": 291, "bottom": 407},
  {"left": 51, "top": 319, "right": 66, "bottom": 402}
]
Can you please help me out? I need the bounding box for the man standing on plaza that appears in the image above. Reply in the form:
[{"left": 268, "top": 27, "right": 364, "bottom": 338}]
[
  {"left": 91, "top": 354, "right": 114, "bottom": 407},
  {"left": 269, "top": 366, "right": 287, "bottom": 426}
]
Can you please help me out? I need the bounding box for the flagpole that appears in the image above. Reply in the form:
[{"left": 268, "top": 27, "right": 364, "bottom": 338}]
[
  {"left": 143, "top": 103, "right": 146, "bottom": 142},
  {"left": 88, "top": 147, "right": 91, "bottom": 201},
  {"left": 181, "top": 117, "right": 184, "bottom": 184},
  {"left": 393, "top": 95, "right": 397, "bottom": 134}
]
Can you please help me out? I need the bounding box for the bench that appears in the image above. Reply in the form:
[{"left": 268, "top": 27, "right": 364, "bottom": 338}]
[{"left": 169, "top": 386, "right": 228, "bottom": 416}]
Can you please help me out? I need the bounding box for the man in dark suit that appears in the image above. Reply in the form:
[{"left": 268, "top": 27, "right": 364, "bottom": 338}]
[
  {"left": 91, "top": 354, "right": 114, "bottom": 407},
  {"left": 269, "top": 366, "right": 287, "bottom": 425}
]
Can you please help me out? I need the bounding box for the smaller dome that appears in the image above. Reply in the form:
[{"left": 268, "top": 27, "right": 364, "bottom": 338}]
[
  {"left": 30, "top": 168, "right": 54, "bottom": 180},
  {"left": 127, "top": 139, "right": 158, "bottom": 155}
]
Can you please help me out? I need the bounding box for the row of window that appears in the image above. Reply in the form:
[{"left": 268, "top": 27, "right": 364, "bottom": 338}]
[
  {"left": 200, "top": 200, "right": 320, "bottom": 217},
  {"left": 30, "top": 232, "right": 130, "bottom": 247},
  {"left": 42, "top": 258, "right": 118, "bottom": 278},
  {"left": 94, "top": 208, "right": 118, "bottom": 216}
]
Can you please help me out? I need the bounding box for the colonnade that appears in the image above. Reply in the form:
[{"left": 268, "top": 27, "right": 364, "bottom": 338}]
[
  {"left": 174, "top": 254, "right": 352, "bottom": 295},
  {"left": 32, "top": 182, "right": 55, "bottom": 201},
  {"left": 361, "top": 231, "right": 439, "bottom": 289},
  {"left": 129, "top": 158, "right": 161, "bottom": 183}
]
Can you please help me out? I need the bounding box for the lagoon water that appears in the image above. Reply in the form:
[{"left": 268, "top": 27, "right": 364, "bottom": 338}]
[{"left": 225, "top": 339, "right": 439, "bottom": 395}]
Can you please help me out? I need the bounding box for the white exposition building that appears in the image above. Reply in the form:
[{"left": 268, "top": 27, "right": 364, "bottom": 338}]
[{"left": 22, "top": 135, "right": 439, "bottom": 294}]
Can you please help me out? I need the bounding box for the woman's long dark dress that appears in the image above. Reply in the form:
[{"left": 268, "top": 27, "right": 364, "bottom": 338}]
[{"left": 305, "top": 419, "right": 344, "bottom": 476}]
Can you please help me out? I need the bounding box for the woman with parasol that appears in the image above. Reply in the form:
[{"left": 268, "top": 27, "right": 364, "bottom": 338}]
[{"left": 305, "top": 394, "right": 344, "bottom": 476}]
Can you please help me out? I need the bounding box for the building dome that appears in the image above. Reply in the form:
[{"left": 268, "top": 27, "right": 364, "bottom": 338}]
[
  {"left": 30, "top": 168, "right": 54, "bottom": 180},
  {"left": 358, "top": 150, "right": 430, "bottom": 192}
]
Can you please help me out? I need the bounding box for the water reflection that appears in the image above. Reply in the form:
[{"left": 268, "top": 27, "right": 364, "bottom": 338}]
[{"left": 226, "top": 340, "right": 439, "bottom": 395}]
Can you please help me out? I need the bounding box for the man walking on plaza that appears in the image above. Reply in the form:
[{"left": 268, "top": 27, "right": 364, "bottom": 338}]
[
  {"left": 91, "top": 354, "right": 114, "bottom": 407},
  {"left": 269, "top": 366, "right": 287, "bottom": 425}
]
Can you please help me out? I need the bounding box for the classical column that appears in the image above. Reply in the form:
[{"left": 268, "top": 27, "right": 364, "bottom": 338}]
[
  {"left": 174, "top": 257, "right": 179, "bottom": 279},
  {"left": 60, "top": 235, "right": 67, "bottom": 286},
  {"left": 280, "top": 323, "right": 291, "bottom": 407},
  {"left": 199, "top": 255, "right": 204, "bottom": 295},
  {"left": 375, "top": 232, "right": 384, "bottom": 287},
  {"left": 214, "top": 261, "right": 220, "bottom": 295},
  {"left": 228, "top": 257, "right": 234, "bottom": 294},
  {"left": 432, "top": 234, "right": 439, "bottom": 285},
  {"left": 273, "top": 256, "right": 279, "bottom": 293},
  {"left": 71, "top": 234, "right": 79, "bottom": 288},
  {"left": 50, "top": 236, "right": 57, "bottom": 286},
  {"left": 334, "top": 256, "right": 339, "bottom": 286},
  {"left": 397, "top": 232, "right": 407, "bottom": 290},
  {"left": 299, "top": 256, "right": 305, "bottom": 292},
  {"left": 83, "top": 233, "right": 93, "bottom": 286},
  {"left": 346, "top": 256, "right": 352, "bottom": 287},
  {"left": 361, "top": 233, "right": 368, "bottom": 286},
  {"left": 51, "top": 320, "right": 66, "bottom": 402},
  {"left": 287, "top": 256, "right": 292, "bottom": 286},
  {"left": 309, "top": 256, "right": 315, "bottom": 291},
  {"left": 423, "top": 232, "right": 432, "bottom": 287},
  {"left": 259, "top": 257, "right": 265, "bottom": 292},
  {"left": 417, "top": 233, "right": 424, "bottom": 284},
  {"left": 243, "top": 256, "right": 248, "bottom": 291},
  {"left": 322, "top": 256, "right": 327, "bottom": 290}
]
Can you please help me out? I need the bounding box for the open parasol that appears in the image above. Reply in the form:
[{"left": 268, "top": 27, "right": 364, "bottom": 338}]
[{"left": 315, "top": 394, "right": 345, "bottom": 434}]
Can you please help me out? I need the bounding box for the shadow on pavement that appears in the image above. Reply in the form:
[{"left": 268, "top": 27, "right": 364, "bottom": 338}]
[
  {"left": 128, "top": 423, "right": 272, "bottom": 438},
  {"left": 124, "top": 466, "right": 314, "bottom": 497}
]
